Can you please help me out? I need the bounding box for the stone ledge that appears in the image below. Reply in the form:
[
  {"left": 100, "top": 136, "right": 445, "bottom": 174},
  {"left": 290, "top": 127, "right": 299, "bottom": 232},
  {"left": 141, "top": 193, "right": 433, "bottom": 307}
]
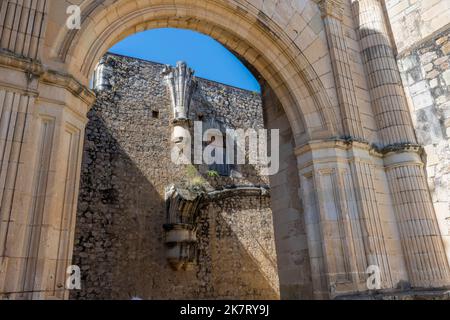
[
  {"left": 0, "top": 50, "right": 95, "bottom": 105},
  {"left": 335, "top": 288, "right": 450, "bottom": 300},
  {"left": 295, "top": 138, "right": 423, "bottom": 158}
]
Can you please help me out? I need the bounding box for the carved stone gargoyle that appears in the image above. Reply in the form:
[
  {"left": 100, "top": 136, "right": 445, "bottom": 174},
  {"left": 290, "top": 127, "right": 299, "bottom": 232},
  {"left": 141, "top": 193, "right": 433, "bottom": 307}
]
[{"left": 163, "top": 185, "right": 204, "bottom": 271}]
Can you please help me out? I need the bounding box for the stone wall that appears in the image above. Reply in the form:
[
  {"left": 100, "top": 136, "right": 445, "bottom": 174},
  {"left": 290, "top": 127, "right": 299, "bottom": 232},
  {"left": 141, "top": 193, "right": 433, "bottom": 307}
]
[
  {"left": 197, "top": 196, "right": 279, "bottom": 299},
  {"left": 396, "top": 29, "right": 450, "bottom": 267},
  {"left": 71, "top": 53, "right": 279, "bottom": 299},
  {"left": 386, "top": 0, "right": 450, "bottom": 267},
  {"left": 385, "top": 0, "right": 450, "bottom": 54}
]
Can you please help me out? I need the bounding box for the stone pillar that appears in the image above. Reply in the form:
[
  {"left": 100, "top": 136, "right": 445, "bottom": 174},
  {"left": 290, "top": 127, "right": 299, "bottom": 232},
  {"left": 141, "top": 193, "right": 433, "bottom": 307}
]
[
  {"left": 315, "top": 1, "right": 398, "bottom": 292},
  {"left": 384, "top": 148, "right": 450, "bottom": 288},
  {"left": 346, "top": 149, "right": 396, "bottom": 289},
  {"left": 315, "top": 0, "right": 365, "bottom": 140},
  {"left": 0, "top": 0, "right": 86, "bottom": 298},
  {"left": 0, "top": 51, "right": 93, "bottom": 299},
  {"left": 352, "top": 0, "right": 450, "bottom": 288},
  {"left": 351, "top": 0, "right": 416, "bottom": 146},
  {"left": 297, "top": 141, "right": 406, "bottom": 298}
]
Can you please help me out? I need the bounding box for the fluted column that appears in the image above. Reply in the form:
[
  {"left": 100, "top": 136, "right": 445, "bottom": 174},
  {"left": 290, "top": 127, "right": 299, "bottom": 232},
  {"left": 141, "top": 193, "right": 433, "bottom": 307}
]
[
  {"left": 315, "top": 1, "right": 396, "bottom": 290},
  {"left": 297, "top": 140, "right": 405, "bottom": 298},
  {"left": 384, "top": 149, "right": 450, "bottom": 287},
  {"left": 353, "top": 0, "right": 450, "bottom": 288},
  {"left": 352, "top": 0, "right": 416, "bottom": 146},
  {"left": 347, "top": 149, "right": 395, "bottom": 289},
  {"left": 0, "top": 0, "right": 48, "bottom": 60},
  {"left": 0, "top": 1, "right": 51, "bottom": 297}
]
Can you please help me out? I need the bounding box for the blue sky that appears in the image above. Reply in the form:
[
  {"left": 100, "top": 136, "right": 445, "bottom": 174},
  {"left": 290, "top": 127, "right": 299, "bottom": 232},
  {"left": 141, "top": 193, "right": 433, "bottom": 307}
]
[{"left": 109, "top": 28, "right": 260, "bottom": 92}]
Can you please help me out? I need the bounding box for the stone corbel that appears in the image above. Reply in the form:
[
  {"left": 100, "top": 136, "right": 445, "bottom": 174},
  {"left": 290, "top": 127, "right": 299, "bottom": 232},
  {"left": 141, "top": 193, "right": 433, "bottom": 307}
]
[
  {"left": 163, "top": 186, "right": 204, "bottom": 271},
  {"left": 162, "top": 61, "right": 197, "bottom": 121}
]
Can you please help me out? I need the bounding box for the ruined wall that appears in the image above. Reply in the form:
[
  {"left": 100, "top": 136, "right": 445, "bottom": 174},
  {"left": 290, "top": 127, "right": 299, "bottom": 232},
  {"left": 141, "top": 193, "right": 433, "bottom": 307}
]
[
  {"left": 72, "top": 53, "right": 279, "bottom": 299},
  {"left": 385, "top": 0, "right": 450, "bottom": 265},
  {"left": 197, "top": 196, "right": 279, "bottom": 299}
]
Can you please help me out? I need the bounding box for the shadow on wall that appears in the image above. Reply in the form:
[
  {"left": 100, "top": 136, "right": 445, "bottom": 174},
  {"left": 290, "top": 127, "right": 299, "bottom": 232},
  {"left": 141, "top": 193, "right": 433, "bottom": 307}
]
[
  {"left": 261, "top": 80, "right": 314, "bottom": 299},
  {"left": 197, "top": 198, "right": 280, "bottom": 300},
  {"left": 71, "top": 108, "right": 280, "bottom": 300},
  {"left": 351, "top": 0, "right": 417, "bottom": 149},
  {"left": 71, "top": 113, "right": 169, "bottom": 300}
]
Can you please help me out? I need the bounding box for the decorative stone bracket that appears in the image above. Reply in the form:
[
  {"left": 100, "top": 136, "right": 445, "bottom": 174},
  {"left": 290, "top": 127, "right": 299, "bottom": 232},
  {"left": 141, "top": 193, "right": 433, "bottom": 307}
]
[
  {"left": 163, "top": 186, "right": 204, "bottom": 271},
  {"left": 162, "top": 61, "right": 197, "bottom": 121},
  {"left": 163, "top": 184, "right": 270, "bottom": 271}
]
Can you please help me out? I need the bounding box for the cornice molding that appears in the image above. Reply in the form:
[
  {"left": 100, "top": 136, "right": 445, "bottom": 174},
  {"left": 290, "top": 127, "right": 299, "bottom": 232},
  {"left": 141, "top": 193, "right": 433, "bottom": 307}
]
[
  {"left": 295, "top": 138, "right": 424, "bottom": 158},
  {"left": 0, "top": 50, "right": 95, "bottom": 106}
]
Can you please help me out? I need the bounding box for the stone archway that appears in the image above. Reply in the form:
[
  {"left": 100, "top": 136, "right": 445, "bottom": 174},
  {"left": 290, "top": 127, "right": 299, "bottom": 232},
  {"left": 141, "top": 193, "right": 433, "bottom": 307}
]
[
  {"left": 58, "top": 0, "right": 337, "bottom": 300},
  {"left": 0, "top": 0, "right": 449, "bottom": 300}
]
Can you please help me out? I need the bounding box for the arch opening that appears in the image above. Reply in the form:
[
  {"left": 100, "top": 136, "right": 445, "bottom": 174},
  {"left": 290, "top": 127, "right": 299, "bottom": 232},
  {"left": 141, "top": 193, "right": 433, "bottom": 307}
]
[{"left": 70, "top": 24, "right": 315, "bottom": 299}]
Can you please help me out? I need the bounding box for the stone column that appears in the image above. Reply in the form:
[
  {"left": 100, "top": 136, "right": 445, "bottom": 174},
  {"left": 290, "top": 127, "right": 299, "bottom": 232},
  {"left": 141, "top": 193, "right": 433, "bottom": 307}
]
[
  {"left": 0, "top": 51, "right": 93, "bottom": 299},
  {"left": 296, "top": 141, "right": 404, "bottom": 298},
  {"left": 352, "top": 0, "right": 450, "bottom": 288},
  {"left": 384, "top": 148, "right": 450, "bottom": 288},
  {"left": 351, "top": 0, "right": 416, "bottom": 146},
  {"left": 309, "top": 1, "right": 396, "bottom": 295},
  {"left": 0, "top": 1, "right": 92, "bottom": 299}
]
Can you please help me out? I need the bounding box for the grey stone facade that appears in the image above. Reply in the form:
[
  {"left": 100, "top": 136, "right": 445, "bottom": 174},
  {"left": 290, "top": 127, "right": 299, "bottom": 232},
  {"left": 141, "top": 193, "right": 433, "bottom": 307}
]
[{"left": 397, "top": 26, "right": 450, "bottom": 256}]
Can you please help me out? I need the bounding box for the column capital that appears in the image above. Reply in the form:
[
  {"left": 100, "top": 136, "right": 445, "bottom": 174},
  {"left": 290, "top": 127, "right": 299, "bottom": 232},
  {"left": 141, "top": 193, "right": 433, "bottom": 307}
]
[{"left": 314, "top": 0, "right": 344, "bottom": 20}]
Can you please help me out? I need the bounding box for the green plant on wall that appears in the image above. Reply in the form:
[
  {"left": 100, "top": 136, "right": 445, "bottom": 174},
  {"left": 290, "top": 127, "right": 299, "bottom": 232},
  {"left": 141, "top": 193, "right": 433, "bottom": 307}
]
[
  {"left": 185, "top": 164, "right": 206, "bottom": 188},
  {"left": 207, "top": 170, "right": 219, "bottom": 178},
  {"left": 185, "top": 164, "right": 197, "bottom": 179}
]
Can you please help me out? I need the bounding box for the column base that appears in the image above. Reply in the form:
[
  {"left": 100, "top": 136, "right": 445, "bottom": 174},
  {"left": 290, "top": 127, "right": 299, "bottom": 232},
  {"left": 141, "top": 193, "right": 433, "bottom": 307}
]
[{"left": 335, "top": 288, "right": 450, "bottom": 300}]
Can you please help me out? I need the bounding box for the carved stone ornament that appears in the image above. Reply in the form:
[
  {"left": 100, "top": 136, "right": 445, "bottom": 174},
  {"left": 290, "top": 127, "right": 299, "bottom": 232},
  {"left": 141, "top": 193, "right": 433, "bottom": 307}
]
[
  {"left": 163, "top": 184, "right": 270, "bottom": 271},
  {"left": 162, "top": 61, "right": 197, "bottom": 121}
]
